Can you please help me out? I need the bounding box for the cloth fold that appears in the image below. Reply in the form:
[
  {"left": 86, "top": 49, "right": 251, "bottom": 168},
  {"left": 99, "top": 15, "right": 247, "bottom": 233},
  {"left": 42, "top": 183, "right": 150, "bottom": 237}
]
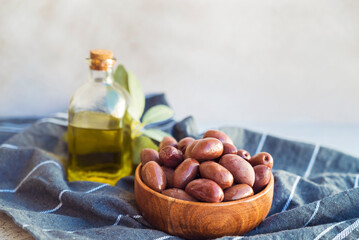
[{"left": 1, "top": 101, "right": 359, "bottom": 239}]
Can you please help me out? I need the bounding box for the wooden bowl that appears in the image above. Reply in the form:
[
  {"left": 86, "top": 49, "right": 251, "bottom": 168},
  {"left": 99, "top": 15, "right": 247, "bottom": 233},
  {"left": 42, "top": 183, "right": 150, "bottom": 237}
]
[{"left": 134, "top": 163, "right": 274, "bottom": 239}]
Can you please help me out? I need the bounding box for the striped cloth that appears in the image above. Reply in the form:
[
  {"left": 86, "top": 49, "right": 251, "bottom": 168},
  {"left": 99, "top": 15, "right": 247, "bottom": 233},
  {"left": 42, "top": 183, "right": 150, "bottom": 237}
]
[{"left": 0, "top": 115, "right": 359, "bottom": 239}]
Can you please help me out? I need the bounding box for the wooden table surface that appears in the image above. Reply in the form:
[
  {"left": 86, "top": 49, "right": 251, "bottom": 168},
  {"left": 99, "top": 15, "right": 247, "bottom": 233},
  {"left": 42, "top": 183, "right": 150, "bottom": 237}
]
[{"left": 0, "top": 212, "right": 33, "bottom": 240}]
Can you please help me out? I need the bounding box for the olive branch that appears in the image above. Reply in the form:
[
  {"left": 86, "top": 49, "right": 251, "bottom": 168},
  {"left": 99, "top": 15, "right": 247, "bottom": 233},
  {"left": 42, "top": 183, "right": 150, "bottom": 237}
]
[{"left": 113, "top": 65, "right": 174, "bottom": 165}]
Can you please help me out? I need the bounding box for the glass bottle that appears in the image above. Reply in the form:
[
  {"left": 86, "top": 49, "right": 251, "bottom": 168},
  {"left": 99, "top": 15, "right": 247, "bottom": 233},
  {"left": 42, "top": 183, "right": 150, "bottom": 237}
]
[{"left": 67, "top": 49, "right": 132, "bottom": 185}]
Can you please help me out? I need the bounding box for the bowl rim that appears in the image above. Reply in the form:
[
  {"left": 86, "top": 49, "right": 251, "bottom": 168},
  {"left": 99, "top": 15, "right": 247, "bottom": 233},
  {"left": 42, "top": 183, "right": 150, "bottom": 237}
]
[{"left": 135, "top": 163, "right": 274, "bottom": 206}]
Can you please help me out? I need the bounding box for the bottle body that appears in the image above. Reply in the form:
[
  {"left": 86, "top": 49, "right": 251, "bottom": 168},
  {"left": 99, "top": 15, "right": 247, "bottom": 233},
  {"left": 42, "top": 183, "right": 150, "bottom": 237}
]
[{"left": 67, "top": 54, "right": 132, "bottom": 185}]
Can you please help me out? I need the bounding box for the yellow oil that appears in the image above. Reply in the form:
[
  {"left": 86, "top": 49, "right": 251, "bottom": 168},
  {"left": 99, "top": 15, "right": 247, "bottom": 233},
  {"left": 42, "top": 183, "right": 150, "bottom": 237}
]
[{"left": 67, "top": 111, "right": 132, "bottom": 185}]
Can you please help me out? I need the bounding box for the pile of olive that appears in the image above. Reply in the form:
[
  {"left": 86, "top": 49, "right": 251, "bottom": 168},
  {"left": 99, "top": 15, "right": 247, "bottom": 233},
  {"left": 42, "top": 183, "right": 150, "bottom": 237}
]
[{"left": 140, "top": 130, "right": 273, "bottom": 203}]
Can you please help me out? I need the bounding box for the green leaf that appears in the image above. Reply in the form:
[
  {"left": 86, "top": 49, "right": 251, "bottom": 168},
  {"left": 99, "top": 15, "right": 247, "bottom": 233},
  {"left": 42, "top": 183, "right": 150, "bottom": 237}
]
[
  {"left": 142, "top": 128, "right": 172, "bottom": 142},
  {"left": 142, "top": 105, "right": 174, "bottom": 125},
  {"left": 113, "top": 65, "right": 129, "bottom": 91},
  {"left": 113, "top": 66, "right": 145, "bottom": 121},
  {"left": 131, "top": 135, "right": 158, "bottom": 165},
  {"left": 127, "top": 71, "right": 145, "bottom": 121}
]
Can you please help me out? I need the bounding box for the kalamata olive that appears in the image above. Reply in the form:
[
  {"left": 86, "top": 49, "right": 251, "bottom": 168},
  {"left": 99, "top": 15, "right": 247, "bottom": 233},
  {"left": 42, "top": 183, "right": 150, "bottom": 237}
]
[
  {"left": 185, "top": 179, "right": 224, "bottom": 203},
  {"left": 162, "top": 188, "right": 198, "bottom": 202},
  {"left": 159, "top": 146, "right": 183, "bottom": 168},
  {"left": 173, "top": 158, "right": 200, "bottom": 189},
  {"left": 161, "top": 166, "right": 174, "bottom": 188},
  {"left": 141, "top": 161, "right": 166, "bottom": 192},
  {"left": 223, "top": 184, "right": 254, "bottom": 201},
  {"left": 178, "top": 137, "right": 195, "bottom": 154},
  {"left": 203, "top": 130, "right": 234, "bottom": 145},
  {"left": 249, "top": 152, "right": 273, "bottom": 169},
  {"left": 158, "top": 136, "right": 178, "bottom": 151},
  {"left": 253, "top": 165, "right": 271, "bottom": 193},
  {"left": 184, "top": 140, "right": 199, "bottom": 159},
  {"left": 199, "top": 161, "right": 234, "bottom": 189},
  {"left": 219, "top": 154, "right": 255, "bottom": 187},
  {"left": 141, "top": 148, "right": 161, "bottom": 165},
  {"left": 237, "top": 149, "right": 251, "bottom": 161},
  {"left": 186, "top": 138, "right": 223, "bottom": 162},
  {"left": 222, "top": 143, "right": 237, "bottom": 155}
]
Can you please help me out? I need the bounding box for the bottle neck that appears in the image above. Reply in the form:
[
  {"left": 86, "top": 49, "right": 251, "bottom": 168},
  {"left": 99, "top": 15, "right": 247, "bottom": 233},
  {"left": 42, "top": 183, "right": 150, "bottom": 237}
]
[{"left": 89, "top": 69, "right": 114, "bottom": 84}]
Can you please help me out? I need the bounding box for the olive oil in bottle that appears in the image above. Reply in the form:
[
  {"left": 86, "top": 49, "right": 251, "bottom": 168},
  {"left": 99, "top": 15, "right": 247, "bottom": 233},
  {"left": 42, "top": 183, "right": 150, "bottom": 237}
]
[{"left": 67, "top": 49, "right": 132, "bottom": 185}]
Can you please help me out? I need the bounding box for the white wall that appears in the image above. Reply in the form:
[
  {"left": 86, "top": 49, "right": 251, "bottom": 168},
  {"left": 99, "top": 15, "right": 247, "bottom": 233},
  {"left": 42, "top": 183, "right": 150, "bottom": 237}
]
[{"left": 1, "top": 0, "right": 359, "bottom": 127}]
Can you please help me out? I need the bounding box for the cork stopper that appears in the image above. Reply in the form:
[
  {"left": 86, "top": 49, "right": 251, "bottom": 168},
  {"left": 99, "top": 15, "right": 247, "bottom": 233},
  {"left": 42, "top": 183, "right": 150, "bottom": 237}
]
[
  {"left": 90, "top": 49, "right": 113, "bottom": 60},
  {"left": 89, "top": 49, "right": 115, "bottom": 70}
]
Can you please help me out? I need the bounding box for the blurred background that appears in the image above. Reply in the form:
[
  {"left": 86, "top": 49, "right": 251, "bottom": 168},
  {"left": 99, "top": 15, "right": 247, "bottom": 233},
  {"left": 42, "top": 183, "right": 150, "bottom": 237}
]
[{"left": 0, "top": 0, "right": 358, "bottom": 155}]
